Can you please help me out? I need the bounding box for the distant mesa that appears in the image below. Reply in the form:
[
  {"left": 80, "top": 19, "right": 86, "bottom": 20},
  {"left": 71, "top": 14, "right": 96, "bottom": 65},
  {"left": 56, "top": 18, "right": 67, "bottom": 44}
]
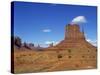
[{"left": 13, "top": 36, "right": 44, "bottom": 50}]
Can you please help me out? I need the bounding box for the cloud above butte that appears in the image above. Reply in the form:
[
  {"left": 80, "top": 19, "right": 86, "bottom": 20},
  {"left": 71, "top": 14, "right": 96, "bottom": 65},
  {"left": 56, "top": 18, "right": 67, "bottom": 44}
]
[{"left": 71, "top": 16, "right": 87, "bottom": 24}]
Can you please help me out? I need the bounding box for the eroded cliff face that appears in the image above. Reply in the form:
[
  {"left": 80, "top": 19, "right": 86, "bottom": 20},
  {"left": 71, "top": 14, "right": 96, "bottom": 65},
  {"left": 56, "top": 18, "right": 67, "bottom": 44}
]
[{"left": 46, "top": 24, "right": 96, "bottom": 50}]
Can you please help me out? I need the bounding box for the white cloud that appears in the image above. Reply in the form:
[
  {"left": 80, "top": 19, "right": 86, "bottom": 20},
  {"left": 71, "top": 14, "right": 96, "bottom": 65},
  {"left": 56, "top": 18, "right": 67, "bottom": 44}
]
[
  {"left": 71, "top": 16, "right": 87, "bottom": 24},
  {"left": 86, "top": 39, "right": 97, "bottom": 46},
  {"left": 45, "top": 41, "right": 59, "bottom": 46},
  {"left": 42, "top": 29, "right": 51, "bottom": 32},
  {"left": 45, "top": 41, "right": 54, "bottom": 45}
]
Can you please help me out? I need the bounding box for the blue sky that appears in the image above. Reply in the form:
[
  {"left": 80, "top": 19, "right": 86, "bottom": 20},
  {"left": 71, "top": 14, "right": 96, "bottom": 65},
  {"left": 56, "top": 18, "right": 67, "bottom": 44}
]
[{"left": 13, "top": 1, "right": 97, "bottom": 47}]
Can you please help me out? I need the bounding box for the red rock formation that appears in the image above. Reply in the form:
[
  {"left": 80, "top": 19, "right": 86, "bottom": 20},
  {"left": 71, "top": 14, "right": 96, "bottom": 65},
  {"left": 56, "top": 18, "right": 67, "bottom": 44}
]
[
  {"left": 45, "top": 24, "right": 96, "bottom": 50},
  {"left": 43, "top": 24, "right": 97, "bottom": 70}
]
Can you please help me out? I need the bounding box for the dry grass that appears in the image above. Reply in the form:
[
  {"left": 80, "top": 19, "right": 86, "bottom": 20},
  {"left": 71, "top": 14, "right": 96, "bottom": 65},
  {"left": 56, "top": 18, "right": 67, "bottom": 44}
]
[{"left": 13, "top": 47, "right": 97, "bottom": 73}]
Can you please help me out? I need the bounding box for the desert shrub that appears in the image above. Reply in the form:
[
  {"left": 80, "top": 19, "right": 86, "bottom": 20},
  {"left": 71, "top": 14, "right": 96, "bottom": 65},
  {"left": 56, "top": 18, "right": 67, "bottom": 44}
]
[
  {"left": 58, "top": 54, "right": 62, "bottom": 58},
  {"left": 68, "top": 49, "right": 71, "bottom": 53}
]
